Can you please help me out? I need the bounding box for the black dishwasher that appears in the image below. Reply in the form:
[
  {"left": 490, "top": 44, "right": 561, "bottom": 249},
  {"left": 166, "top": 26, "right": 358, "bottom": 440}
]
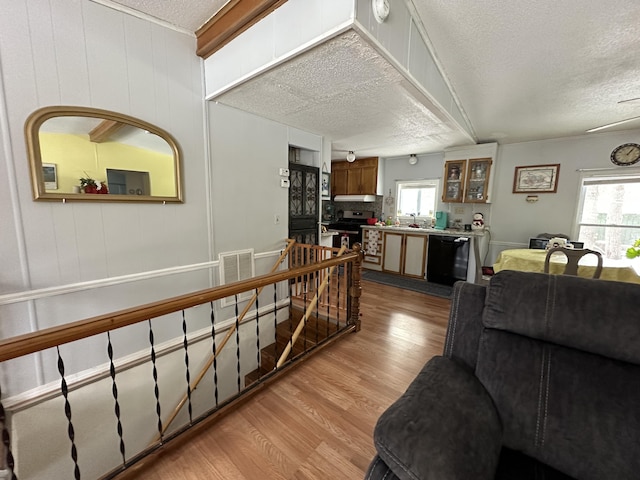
[{"left": 426, "top": 235, "right": 470, "bottom": 286}]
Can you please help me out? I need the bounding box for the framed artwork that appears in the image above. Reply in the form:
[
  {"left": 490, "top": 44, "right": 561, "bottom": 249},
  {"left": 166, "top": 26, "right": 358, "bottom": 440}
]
[
  {"left": 42, "top": 163, "right": 58, "bottom": 190},
  {"left": 513, "top": 164, "right": 560, "bottom": 193},
  {"left": 321, "top": 172, "right": 331, "bottom": 197}
]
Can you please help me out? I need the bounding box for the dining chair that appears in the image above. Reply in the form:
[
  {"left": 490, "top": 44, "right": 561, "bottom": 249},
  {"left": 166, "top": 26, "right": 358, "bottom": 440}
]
[{"left": 544, "top": 246, "right": 603, "bottom": 278}]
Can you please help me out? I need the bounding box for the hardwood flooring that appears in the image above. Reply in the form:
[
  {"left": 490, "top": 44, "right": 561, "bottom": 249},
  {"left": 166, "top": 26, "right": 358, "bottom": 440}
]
[{"left": 121, "top": 280, "right": 451, "bottom": 480}]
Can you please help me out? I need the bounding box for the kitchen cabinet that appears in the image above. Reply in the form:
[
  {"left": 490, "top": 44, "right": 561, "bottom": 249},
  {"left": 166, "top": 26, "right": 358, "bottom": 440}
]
[
  {"left": 442, "top": 160, "right": 466, "bottom": 203},
  {"left": 382, "top": 231, "right": 427, "bottom": 278},
  {"left": 442, "top": 157, "right": 493, "bottom": 203},
  {"left": 331, "top": 157, "right": 378, "bottom": 196},
  {"left": 442, "top": 143, "right": 498, "bottom": 204},
  {"left": 362, "top": 227, "right": 383, "bottom": 271},
  {"left": 464, "top": 158, "right": 492, "bottom": 203}
]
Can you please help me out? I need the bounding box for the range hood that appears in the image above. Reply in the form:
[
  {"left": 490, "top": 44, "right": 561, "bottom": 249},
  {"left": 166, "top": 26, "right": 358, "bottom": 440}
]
[{"left": 333, "top": 194, "right": 377, "bottom": 202}]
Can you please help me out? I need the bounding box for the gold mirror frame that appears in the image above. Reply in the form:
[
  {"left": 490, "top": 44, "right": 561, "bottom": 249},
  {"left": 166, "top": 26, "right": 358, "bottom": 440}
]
[{"left": 25, "top": 106, "right": 183, "bottom": 203}]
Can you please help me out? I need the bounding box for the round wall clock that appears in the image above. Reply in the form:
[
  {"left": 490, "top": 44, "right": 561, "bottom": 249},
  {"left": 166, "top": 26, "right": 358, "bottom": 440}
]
[
  {"left": 611, "top": 143, "right": 640, "bottom": 166},
  {"left": 372, "top": 0, "right": 390, "bottom": 24}
]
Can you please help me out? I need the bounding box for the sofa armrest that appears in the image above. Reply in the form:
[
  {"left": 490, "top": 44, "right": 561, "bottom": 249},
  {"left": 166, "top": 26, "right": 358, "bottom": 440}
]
[{"left": 373, "top": 356, "right": 502, "bottom": 480}]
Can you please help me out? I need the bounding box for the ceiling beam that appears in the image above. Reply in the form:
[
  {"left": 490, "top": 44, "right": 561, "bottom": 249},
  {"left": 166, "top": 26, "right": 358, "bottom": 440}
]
[
  {"left": 196, "top": 0, "right": 288, "bottom": 59},
  {"left": 89, "top": 120, "right": 124, "bottom": 143}
]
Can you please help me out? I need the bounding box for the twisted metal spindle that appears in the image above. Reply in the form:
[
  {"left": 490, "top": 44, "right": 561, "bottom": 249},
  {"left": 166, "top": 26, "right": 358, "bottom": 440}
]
[
  {"left": 56, "top": 346, "right": 81, "bottom": 480},
  {"left": 106, "top": 332, "right": 126, "bottom": 465},
  {"left": 0, "top": 383, "right": 17, "bottom": 480},
  {"left": 181, "top": 310, "right": 193, "bottom": 424},
  {"left": 209, "top": 303, "right": 219, "bottom": 406},
  {"left": 234, "top": 295, "right": 241, "bottom": 392},
  {"left": 254, "top": 289, "right": 260, "bottom": 377},
  {"left": 147, "top": 320, "right": 163, "bottom": 442}
]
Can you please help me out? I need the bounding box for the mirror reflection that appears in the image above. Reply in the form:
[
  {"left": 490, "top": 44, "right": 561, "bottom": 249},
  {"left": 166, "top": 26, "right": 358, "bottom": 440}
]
[{"left": 26, "top": 106, "right": 183, "bottom": 202}]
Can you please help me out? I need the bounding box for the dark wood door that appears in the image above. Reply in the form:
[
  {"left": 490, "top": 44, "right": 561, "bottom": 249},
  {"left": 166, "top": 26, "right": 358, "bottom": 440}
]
[{"left": 289, "top": 162, "right": 319, "bottom": 245}]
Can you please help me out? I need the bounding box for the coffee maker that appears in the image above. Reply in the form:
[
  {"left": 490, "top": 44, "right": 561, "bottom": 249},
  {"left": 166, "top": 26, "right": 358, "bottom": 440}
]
[{"left": 434, "top": 211, "right": 448, "bottom": 230}]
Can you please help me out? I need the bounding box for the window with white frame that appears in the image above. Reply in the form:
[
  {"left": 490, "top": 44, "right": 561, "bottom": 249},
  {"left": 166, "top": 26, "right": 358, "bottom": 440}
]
[
  {"left": 575, "top": 171, "right": 640, "bottom": 259},
  {"left": 395, "top": 179, "right": 439, "bottom": 222}
]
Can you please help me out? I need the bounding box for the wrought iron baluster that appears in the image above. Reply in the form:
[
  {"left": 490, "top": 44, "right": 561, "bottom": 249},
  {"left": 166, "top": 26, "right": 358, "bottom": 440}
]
[
  {"left": 106, "top": 332, "right": 126, "bottom": 465},
  {"left": 209, "top": 302, "right": 219, "bottom": 406},
  {"left": 314, "top": 267, "right": 320, "bottom": 345},
  {"left": 181, "top": 310, "right": 193, "bottom": 424},
  {"left": 254, "top": 289, "right": 260, "bottom": 378},
  {"left": 234, "top": 295, "right": 241, "bottom": 393},
  {"left": 0, "top": 383, "right": 17, "bottom": 480},
  {"left": 56, "top": 346, "right": 81, "bottom": 480},
  {"left": 273, "top": 282, "right": 279, "bottom": 369},
  {"left": 147, "top": 319, "right": 163, "bottom": 442},
  {"left": 336, "top": 257, "right": 342, "bottom": 329},
  {"left": 325, "top": 264, "right": 330, "bottom": 337}
]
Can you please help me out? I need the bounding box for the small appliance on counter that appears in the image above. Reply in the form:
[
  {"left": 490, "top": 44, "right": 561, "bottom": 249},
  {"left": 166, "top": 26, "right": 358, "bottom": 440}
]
[{"left": 434, "top": 211, "right": 448, "bottom": 230}]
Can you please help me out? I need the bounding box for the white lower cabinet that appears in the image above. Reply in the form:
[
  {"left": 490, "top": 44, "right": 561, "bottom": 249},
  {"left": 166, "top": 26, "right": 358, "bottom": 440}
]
[{"left": 382, "top": 232, "right": 427, "bottom": 278}]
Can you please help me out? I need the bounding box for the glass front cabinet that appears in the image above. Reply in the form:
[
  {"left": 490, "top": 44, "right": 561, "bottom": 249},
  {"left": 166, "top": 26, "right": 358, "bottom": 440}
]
[
  {"left": 442, "top": 157, "right": 493, "bottom": 203},
  {"left": 442, "top": 160, "right": 466, "bottom": 203},
  {"left": 464, "top": 158, "right": 492, "bottom": 203}
]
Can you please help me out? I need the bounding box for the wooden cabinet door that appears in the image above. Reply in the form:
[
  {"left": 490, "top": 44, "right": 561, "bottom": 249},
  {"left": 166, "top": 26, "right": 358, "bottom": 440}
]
[
  {"left": 442, "top": 160, "right": 466, "bottom": 203},
  {"left": 382, "top": 232, "right": 403, "bottom": 274},
  {"left": 403, "top": 234, "right": 427, "bottom": 278},
  {"left": 346, "top": 168, "right": 362, "bottom": 194},
  {"left": 359, "top": 165, "right": 377, "bottom": 194},
  {"left": 464, "top": 158, "right": 492, "bottom": 203},
  {"left": 331, "top": 170, "right": 348, "bottom": 196}
]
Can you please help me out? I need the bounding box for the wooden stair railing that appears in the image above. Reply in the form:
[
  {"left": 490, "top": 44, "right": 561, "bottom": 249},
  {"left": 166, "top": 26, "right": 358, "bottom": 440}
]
[
  {"left": 0, "top": 248, "right": 360, "bottom": 364},
  {"left": 0, "top": 243, "right": 363, "bottom": 480},
  {"left": 277, "top": 245, "right": 347, "bottom": 367}
]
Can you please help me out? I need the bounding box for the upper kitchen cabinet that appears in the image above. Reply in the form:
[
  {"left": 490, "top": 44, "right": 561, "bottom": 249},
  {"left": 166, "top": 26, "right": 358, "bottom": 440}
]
[
  {"left": 464, "top": 158, "right": 492, "bottom": 203},
  {"left": 442, "top": 159, "right": 466, "bottom": 203},
  {"left": 331, "top": 157, "right": 378, "bottom": 196},
  {"left": 442, "top": 143, "right": 498, "bottom": 204}
]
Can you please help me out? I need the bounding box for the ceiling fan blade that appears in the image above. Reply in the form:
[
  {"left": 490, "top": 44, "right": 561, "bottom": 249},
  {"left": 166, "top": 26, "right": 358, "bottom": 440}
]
[{"left": 586, "top": 115, "right": 640, "bottom": 133}]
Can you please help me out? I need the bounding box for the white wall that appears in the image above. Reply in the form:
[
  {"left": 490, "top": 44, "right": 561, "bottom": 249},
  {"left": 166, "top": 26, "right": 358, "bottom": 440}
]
[
  {"left": 488, "top": 129, "right": 640, "bottom": 262},
  {"left": 0, "top": 0, "right": 211, "bottom": 397},
  {"left": 382, "top": 129, "right": 640, "bottom": 265},
  {"left": 208, "top": 102, "right": 324, "bottom": 255}
]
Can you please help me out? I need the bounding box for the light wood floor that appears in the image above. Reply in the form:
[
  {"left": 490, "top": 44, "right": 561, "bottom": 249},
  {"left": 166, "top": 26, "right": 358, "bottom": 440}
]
[{"left": 122, "top": 280, "right": 451, "bottom": 479}]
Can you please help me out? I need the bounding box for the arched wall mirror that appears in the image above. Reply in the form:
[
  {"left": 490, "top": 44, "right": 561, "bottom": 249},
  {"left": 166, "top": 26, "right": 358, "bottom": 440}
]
[{"left": 25, "top": 106, "right": 183, "bottom": 203}]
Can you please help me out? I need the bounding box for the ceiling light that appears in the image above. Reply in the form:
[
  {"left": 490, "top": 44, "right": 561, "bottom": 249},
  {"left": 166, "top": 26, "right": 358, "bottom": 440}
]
[
  {"left": 346, "top": 151, "right": 356, "bottom": 162},
  {"left": 409, "top": 154, "right": 418, "bottom": 165}
]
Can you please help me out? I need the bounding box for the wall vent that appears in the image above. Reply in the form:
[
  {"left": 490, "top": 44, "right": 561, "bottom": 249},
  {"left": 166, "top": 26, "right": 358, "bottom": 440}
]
[{"left": 219, "top": 249, "right": 255, "bottom": 307}]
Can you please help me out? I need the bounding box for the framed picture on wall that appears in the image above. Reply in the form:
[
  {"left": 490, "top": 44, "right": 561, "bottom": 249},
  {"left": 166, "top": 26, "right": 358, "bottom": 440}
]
[
  {"left": 321, "top": 172, "right": 330, "bottom": 197},
  {"left": 42, "top": 163, "right": 58, "bottom": 190},
  {"left": 513, "top": 164, "right": 560, "bottom": 193}
]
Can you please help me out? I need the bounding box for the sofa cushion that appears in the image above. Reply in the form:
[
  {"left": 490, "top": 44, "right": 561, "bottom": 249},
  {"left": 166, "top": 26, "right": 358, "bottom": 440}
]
[
  {"left": 373, "top": 356, "right": 502, "bottom": 480},
  {"left": 483, "top": 271, "right": 640, "bottom": 364},
  {"left": 476, "top": 329, "right": 640, "bottom": 480}
]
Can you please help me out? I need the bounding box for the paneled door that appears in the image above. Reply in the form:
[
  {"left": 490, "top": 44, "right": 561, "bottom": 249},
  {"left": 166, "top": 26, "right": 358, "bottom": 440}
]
[{"left": 289, "top": 162, "right": 319, "bottom": 245}]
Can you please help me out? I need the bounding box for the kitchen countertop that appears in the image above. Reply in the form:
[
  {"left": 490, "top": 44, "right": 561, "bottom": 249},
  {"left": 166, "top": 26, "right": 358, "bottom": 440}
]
[{"left": 361, "top": 225, "right": 487, "bottom": 236}]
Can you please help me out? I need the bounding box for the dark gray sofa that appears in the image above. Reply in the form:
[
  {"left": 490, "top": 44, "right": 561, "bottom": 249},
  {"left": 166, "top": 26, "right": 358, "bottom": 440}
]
[{"left": 366, "top": 270, "right": 640, "bottom": 480}]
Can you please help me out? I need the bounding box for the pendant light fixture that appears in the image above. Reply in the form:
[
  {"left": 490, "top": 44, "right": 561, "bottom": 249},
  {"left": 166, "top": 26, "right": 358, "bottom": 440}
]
[{"left": 346, "top": 151, "right": 356, "bottom": 162}]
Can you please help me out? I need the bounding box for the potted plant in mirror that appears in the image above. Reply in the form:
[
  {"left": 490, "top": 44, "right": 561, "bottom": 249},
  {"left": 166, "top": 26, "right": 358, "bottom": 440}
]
[{"left": 80, "top": 175, "right": 108, "bottom": 194}]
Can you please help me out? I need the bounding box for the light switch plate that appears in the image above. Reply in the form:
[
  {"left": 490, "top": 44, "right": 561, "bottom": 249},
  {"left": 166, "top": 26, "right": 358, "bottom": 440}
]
[
  {"left": 280, "top": 178, "right": 290, "bottom": 188},
  {"left": 279, "top": 168, "right": 290, "bottom": 177}
]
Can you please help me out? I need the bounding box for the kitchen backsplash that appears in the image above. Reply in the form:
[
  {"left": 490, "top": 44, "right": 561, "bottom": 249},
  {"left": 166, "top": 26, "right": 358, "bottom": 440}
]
[{"left": 325, "top": 196, "right": 384, "bottom": 221}]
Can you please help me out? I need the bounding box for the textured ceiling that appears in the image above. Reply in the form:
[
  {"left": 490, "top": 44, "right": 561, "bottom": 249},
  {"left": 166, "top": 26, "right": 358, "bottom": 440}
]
[
  {"left": 214, "top": 31, "right": 471, "bottom": 159},
  {"left": 107, "top": 0, "right": 640, "bottom": 158}
]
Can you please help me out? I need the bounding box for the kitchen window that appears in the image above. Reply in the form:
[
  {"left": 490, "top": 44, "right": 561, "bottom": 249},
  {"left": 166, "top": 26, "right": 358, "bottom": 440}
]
[
  {"left": 396, "top": 179, "right": 439, "bottom": 221},
  {"left": 574, "top": 171, "right": 640, "bottom": 259}
]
